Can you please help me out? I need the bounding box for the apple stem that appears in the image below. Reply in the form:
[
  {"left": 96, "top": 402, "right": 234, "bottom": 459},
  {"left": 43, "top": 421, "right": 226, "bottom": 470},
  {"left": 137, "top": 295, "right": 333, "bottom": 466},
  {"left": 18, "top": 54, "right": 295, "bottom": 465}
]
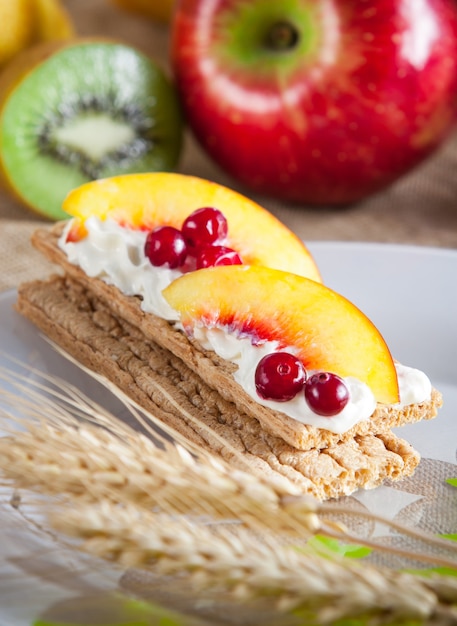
[{"left": 264, "top": 21, "right": 300, "bottom": 52}]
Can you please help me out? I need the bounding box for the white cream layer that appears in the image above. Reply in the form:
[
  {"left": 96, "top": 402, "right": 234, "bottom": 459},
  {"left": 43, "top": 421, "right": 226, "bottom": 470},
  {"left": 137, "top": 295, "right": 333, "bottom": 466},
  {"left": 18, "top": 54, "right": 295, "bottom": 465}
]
[
  {"left": 61, "top": 217, "right": 180, "bottom": 321},
  {"left": 192, "top": 326, "right": 431, "bottom": 433},
  {"left": 59, "top": 217, "right": 432, "bottom": 434}
]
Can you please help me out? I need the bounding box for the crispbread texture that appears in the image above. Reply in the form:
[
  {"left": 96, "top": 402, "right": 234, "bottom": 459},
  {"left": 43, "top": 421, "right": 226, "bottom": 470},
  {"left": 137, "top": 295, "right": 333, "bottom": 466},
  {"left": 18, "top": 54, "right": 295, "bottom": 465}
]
[
  {"left": 16, "top": 274, "right": 421, "bottom": 501},
  {"left": 29, "top": 224, "right": 442, "bottom": 452}
]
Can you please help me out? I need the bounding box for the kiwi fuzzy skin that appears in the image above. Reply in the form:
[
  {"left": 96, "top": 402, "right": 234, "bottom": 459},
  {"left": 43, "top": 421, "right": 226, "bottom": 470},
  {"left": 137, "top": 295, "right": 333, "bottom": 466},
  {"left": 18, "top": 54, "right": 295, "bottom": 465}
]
[{"left": 0, "top": 37, "right": 183, "bottom": 221}]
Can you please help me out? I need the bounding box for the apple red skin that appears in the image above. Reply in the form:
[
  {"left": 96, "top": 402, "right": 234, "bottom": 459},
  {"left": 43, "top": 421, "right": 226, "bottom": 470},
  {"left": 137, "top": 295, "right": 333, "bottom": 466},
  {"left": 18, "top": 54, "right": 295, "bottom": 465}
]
[{"left": 171, "top": 0, "right": 457, "bottom": 205}]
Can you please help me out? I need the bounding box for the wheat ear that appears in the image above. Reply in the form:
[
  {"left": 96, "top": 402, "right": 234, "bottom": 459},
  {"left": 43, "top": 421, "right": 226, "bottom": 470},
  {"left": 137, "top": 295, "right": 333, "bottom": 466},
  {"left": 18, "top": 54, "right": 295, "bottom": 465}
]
[
  {"left": 48, "top": 498, "right": 457, "bottom": 625},
  {"left": 2, "top": 358, "right": 456, "bottom": 564},
  {"left": 1, "top": 359, "right": 457, "bottom": 624}
]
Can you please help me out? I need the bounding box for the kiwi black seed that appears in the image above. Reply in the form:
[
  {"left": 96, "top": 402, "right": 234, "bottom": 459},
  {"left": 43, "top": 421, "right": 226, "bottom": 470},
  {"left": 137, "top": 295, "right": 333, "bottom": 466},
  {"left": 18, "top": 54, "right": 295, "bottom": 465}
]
[{"left": 0, "top": 41, "right": 184, "bottom": 220}]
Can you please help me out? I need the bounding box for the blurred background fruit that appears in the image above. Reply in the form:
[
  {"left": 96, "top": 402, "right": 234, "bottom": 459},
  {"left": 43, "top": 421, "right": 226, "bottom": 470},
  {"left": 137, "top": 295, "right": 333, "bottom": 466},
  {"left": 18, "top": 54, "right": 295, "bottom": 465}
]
[
  {"left": 171, "top": 0, "right": 457, "bottom": 206},
  {"left": 0, "top": 0, "right": 35, "bottom": 69},
  {"left": 0, "top": 39, "right": 183, "bottom": 220},
  {"left": 0, "top": 0, "right": 74, "bottom": 70},
  {"left": 31, "top": 0, "right": 75, "bottom": 42}
]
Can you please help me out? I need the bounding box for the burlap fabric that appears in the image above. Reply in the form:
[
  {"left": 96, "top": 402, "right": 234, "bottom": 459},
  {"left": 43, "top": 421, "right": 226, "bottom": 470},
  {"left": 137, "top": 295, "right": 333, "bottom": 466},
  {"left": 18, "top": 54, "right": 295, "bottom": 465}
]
[{"left": 1, "top": 0, "right": 457, "bottom": 293}]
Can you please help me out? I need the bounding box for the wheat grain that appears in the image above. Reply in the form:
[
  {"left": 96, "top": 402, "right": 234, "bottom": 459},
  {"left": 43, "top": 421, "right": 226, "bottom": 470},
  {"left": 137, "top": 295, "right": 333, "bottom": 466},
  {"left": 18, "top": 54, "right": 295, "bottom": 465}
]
[
  {"left": 2, "top": 360, "right": 457, "bottom": 559},
  {"left": 48, "top": 497, "right": 456, "bottom": 625},
  {"left": 1, "top": 360, "right": 457, "bottom": 624},
  {"left": 0, "top": 417, "right": 320, "bottom": 537},
  {"left": 2, "top": 410, "right": 457, "bottom": 567}
]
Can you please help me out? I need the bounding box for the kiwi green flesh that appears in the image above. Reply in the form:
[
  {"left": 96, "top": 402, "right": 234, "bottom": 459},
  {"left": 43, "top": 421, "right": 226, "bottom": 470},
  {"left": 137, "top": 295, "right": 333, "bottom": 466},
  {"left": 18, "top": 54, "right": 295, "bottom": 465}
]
[{"left": 0, "top": 43, "right": 183, "bottom": 221}]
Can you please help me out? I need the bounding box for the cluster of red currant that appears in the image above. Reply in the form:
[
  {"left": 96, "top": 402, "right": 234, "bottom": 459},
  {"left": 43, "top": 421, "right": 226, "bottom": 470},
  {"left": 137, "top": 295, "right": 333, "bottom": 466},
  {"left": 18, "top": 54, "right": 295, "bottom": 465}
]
[
  {"left": 144, "top": 207, "right": 242, "bottom": 270},
  {"left": 255, "top": 352, "right": 350, "bottom": 416}
]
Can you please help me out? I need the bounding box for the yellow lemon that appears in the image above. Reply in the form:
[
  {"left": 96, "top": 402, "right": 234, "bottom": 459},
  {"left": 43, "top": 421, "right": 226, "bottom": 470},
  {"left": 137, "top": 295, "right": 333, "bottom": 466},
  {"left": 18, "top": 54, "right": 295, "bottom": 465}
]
[
  {"left": 0, "top": 0, "right": 34, "bottom": 68},
  {"left": 30, "top": 0, "right": 74, "bottom": 42}
]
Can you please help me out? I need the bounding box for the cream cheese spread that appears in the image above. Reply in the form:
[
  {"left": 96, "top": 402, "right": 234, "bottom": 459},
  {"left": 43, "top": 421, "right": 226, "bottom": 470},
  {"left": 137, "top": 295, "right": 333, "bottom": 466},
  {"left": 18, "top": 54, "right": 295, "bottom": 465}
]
[
  {"left": 61, "top": 217, "right": 180, "bottom": 321},
  {"left": 59, "top": 217, "right": 432, "bottom": 433}
]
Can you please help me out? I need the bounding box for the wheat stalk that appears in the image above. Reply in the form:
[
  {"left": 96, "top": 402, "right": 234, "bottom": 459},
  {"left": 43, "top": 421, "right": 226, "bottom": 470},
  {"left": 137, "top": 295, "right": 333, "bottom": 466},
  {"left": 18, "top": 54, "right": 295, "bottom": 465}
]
[
  {"left": 1, "top": 414, "right": 457, "bottom": 570},
  {"left": 0, "top": 358, "right": 320, "bottom": 538},
  {"left": 1, "top": 358, "right": 457, "bottom": 624},
  {"left": 47, "top": 498, "right": 457, "bottom": 625},
  {"left": 2, "top": 358, "right": 456, "bottom": 561},
  {"left": 0, "top": 419, "right": 322, "bottom": 537}
]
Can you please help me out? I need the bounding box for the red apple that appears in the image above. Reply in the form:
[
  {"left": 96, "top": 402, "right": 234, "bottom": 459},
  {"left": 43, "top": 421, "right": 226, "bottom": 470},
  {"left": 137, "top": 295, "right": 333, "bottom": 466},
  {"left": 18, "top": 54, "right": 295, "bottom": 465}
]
[{"left": 171, "top": 0, "right": 457, "bottom": 205}]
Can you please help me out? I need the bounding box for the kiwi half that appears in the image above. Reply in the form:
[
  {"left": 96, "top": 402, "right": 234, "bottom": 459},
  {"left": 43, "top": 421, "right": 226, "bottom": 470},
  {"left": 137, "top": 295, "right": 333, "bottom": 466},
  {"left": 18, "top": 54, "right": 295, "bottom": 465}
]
[{"left": 0, "top": 40, "right": 183, "bottom": 220}]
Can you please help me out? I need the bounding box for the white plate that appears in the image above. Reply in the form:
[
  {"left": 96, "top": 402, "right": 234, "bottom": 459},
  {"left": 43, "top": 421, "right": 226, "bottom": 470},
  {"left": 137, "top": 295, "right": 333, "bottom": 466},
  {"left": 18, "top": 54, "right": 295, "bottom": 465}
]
[
  {"left": 309, "top": 242, "right": 457, "bottom": 462},
  {"left": 0, "top": 242, "right": 456, "bottom": 623}
]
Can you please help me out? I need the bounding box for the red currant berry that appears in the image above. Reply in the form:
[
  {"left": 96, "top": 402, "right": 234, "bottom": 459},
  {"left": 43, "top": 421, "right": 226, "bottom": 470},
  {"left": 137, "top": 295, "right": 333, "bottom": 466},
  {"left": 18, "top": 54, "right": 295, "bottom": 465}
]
[
  {"left": 182, "top": 207, "right": 228, "bottom": 247},
  {"left": 304, "top": 372, "right": 349, "bottom": 416},
  {"left": 144, "top": 226, "right": 188, "bottom": 269},
  {"left": 255, "top": 352, "right": 307, "bottom": 402},
  {"left": 196, "top": 245, "right": 243, "bottom": 269}
]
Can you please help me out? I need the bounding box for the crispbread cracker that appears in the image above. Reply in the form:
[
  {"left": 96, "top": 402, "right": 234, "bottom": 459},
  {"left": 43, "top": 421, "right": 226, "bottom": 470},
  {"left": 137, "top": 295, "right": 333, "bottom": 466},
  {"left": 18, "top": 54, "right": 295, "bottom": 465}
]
[
  {"left": 16, "top": 274, "right": 421, "bottom": 501},
  {"left": 29, "top": 224, "right": 442, "bottom": 452}
]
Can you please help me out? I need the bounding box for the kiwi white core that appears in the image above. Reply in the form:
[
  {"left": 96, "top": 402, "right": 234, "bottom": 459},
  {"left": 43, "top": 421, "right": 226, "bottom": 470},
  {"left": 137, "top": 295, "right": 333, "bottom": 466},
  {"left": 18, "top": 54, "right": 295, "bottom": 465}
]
[{"left": 53, "top": 115, "right": 136, "bottom": 160}]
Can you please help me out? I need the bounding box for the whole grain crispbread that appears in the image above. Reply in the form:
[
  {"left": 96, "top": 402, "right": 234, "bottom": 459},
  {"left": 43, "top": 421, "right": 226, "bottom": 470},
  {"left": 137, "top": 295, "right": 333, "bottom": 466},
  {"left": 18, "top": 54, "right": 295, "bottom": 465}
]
[
  {"left": 28, "top": 224, "right": 442, "bottom": 452},
  {"left": 16, "top": 274, "right": 421, "bottom": 501}
]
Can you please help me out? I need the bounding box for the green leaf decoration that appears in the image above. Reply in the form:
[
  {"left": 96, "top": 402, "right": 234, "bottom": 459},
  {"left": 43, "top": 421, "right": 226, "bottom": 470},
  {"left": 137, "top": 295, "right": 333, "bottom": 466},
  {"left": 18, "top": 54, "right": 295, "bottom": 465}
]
[
  {"left": 304, "top": 534, "right": 373, "bottom": 559},
  {"left": 328, "top": 618, "right": 424, "bottom": 626},
  {"left": 429, "top": 566, "right": 457, "bottom": 578},
  {"left": 446, "top": 477, "right": 457, "bottom": 487},
  {"left": 32, "top": 592, "right": 206, "bottom": 626},
  {"left": 439, "top": 533, "right": 457, "bottom": 542},
  {"left": 405, "top": 566, "right": 457, "bottom": 578},
  {"left": 292, "top": 610, "right": 423, "bottom": 626}
]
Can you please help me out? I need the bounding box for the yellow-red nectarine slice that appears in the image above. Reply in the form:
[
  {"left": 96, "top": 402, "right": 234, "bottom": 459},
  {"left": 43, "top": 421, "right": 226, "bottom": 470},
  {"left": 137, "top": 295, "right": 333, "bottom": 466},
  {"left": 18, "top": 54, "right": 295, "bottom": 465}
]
[
  {"left": 163, "top": 265, "right": 399, "bottom": 405},
  {"left": 62, "top": 172, "right": 321, "bottom": 282}
]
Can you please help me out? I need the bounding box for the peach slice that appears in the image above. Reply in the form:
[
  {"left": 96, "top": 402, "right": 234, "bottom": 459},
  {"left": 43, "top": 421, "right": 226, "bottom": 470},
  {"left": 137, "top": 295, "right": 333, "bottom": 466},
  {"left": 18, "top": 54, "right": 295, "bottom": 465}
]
[
  {"left": 63, "top": 172, "right": 322, "bottom": 282},
  {"left": 163, "top": 265, "right": 400, "bottom": 404}
]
